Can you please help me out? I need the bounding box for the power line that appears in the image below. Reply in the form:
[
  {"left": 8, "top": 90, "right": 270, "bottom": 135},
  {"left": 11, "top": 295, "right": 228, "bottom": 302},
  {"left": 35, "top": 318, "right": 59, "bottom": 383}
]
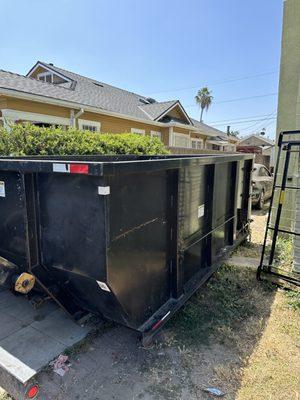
[
  {"left": 239, "top": 110, "right": 277, "bottom": 131},
  {"left": 207, "top": 112, "right": 278, "bottom": 124},
  {"left": 237, "top": 111, "right": 278, "bottom": 132},
  {"left": 216, "top": 92, "right": 277, "bottom": 104},
  {"left": 148, "top": 71, "right": 277, "bottom": 95},
  {"left": 211, "top": 117, "right": 277, "bottom": 127},
  {"left": 185, "top": 92, "right": 278, "bottom": 108},
  {"left": 238, "top": 119, "right": 277, "bottom": 137},
  {"left": 240, "top": 117, "right": 277, "bottom": 134}
]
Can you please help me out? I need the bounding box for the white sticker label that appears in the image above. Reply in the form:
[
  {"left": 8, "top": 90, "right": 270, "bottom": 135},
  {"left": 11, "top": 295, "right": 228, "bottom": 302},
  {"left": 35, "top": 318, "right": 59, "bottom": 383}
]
[
  {"left": 96, "top": 281, "right": 111, "bottom": 292},
  {"left": 53, "top": 163, "right": 70, "bottom": 173},
  {"left": 198, "top": 204, "right": 205, "bottom": 218},
  {"left": 98, "top": 186, "right": 110, "bottom": 196},
  {"left": 0, "top": 181, "right": 5, "bottom": 198}
]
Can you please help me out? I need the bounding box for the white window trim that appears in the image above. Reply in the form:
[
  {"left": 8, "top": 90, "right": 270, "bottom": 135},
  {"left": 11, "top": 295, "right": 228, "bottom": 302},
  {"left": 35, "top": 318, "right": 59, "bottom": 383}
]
[
  {"left": 150, "top": 130, "right": 162, "bottom": 139},
  {"left": 1, "top": 109, "right": 70, "bottom": 127},
  {"left": 37, "top": 71, "right": 54, "bottom": 83},
  {"left": 27, "top": 62, "right": 72, "bottom": 83},
  {"left": 131, "top": 128, "right": 145, "bottom": 135},
  {"left": 223, "top": 144, "right": 236, "bottom": 152},
  {"left": 172, "top": 131, "right": 191, "bottom": 148},
  {"left": 78, "top": 119, "right": 101, "bottom": 132},
  {"left": 191, "top": 138, "right": 204, "bottom": 150},
  {"left": 156, "top": 101, "right": 192, "bottom": 125}
]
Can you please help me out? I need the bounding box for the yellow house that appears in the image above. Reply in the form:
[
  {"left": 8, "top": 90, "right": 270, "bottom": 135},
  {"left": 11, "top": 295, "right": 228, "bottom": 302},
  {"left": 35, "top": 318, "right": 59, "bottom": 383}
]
[{"left": 0, "top": 61, "right": 237, "bottom": 152}]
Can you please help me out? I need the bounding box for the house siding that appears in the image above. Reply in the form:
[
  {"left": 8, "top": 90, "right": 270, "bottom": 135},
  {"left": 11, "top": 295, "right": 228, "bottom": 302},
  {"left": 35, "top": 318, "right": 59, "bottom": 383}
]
[
  {"left": 6, "top": 98, "right": 71, "bottom": 119},
  {"left": 2, "top": 97, "right": 189, "bottom": 143},
  {"left": 1, "top": 95, "right": 227, "bottom": 154},
  {"left": 165, "top": 107, "right": 187, "bottom": 120}
]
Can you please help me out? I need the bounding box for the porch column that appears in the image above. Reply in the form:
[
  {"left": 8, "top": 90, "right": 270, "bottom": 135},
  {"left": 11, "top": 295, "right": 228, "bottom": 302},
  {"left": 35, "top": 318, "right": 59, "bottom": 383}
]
[
  {"left": 1, "top": 110, "right": 16, "bottom": 130},
  {"left": 168, "top": 126, "right": 173, "bottom": 147}
]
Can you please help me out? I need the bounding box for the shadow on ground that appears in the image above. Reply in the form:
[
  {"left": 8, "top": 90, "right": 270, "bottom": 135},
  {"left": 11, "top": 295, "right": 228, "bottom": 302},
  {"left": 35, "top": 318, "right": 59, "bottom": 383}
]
[
  {"left": 165, "top": 264, "right": 277, "bottom": 399},
  {"left": 252, "top": 203, "right": 270, "bottom": 217},
  {"left": 30, "top": 264, "right": 277, "bottom": 400}
]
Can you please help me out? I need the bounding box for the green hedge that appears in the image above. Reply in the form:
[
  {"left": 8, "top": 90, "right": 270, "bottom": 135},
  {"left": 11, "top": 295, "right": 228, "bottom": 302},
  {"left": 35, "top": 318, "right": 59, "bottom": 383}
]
[{"left": 0, "top": 124, "right": 169, "bottom": 156}]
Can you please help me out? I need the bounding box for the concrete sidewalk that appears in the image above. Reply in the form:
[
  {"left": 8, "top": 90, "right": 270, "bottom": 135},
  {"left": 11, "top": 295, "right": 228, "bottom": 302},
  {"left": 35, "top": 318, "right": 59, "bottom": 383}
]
[{"left": 0, "top": 287, "right": 91, "bottom": 395}]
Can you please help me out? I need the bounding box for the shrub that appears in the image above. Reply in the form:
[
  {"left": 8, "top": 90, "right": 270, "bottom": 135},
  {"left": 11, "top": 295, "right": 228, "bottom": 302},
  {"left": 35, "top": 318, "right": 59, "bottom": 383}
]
[{"left": 0, "top": 124, "right": 169, "bottom": 156}]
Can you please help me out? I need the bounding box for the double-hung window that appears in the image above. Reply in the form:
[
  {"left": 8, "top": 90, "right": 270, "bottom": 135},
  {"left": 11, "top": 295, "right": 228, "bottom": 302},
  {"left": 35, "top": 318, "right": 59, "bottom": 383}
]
[
  {"left": 173, "top": 132, "right": 190, "bottom": 148},
  {"left": 150, "top": 131, "right": 162, "bottom": 140},
  {"left": 191, "top": 138, "right": 203, "bottom": 150},
  {"left": 78, "top": 119, "right": 101, "bottom": 132}
]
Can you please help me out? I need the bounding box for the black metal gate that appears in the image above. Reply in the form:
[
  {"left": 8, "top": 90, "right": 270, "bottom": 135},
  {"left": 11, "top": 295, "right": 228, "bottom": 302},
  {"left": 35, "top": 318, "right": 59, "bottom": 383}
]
[{"left": 257, "top": 130, "right": 300, "bottom": 287}]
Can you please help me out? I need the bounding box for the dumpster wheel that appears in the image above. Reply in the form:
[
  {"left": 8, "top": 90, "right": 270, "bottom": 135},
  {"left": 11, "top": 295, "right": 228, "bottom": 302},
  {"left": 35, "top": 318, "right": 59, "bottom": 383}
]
[{"left": 13, "top": 273, "right": 36, "bottom": 294}]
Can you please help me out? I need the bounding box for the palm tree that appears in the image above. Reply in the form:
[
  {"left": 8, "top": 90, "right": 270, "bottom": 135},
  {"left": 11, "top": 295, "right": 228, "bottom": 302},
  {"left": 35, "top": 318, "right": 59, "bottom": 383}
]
[{"left": 195, "top": 87, "right": 213, "bottom": 122}]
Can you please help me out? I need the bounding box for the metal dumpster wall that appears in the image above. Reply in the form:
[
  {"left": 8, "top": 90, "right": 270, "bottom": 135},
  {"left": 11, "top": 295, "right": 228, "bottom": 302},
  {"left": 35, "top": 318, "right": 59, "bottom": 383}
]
[
  {"left": 0, "top": 154, "right": 253, "bottom": 337},
  {"left": 104, "top": 158, "right": 252, "bottom": 331},
  {"left": 106, "top": 170, "right": 170, "bottom": 328},
  {"left": 0, "top": 171, "right": 28, "bottom": 269},
  {"left": 177, "top": 163, "right": 214, "bottom": 285}
]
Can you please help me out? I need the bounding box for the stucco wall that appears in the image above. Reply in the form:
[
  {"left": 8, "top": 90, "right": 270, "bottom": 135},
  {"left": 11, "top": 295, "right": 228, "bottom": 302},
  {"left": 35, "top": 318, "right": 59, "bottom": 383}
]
[
  {"left": 275, "top": 0, "right": 300, "bottom": 231},
  {"left": 277, "top": 0, "right": 300, "bottom": 136}
]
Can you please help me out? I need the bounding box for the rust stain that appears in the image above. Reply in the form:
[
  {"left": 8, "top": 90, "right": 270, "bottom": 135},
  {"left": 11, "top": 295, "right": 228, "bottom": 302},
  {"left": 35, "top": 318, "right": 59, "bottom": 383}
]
[{"left": 112, "top": 217, "right": 159, "bottom": 242}]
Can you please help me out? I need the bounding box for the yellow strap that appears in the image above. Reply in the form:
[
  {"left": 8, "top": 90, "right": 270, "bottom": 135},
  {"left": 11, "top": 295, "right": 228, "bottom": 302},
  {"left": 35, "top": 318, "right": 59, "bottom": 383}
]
[{"left": 279, "top": 191, "right": 285, "bottom": 205}]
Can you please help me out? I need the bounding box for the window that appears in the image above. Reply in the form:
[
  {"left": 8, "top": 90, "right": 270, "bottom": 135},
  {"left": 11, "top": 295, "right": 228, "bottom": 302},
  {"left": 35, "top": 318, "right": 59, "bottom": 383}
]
[
  {"left": 1, "top": 109, "right": 70, "bottom": 129},
  {"left": 82, "top": 125, "right": 97, "bottom": 132},
  {"left": 150, "top": 131, "right": 162, "bottom": 140},
  {"left": 37, "top": 72, "right": 53, "bottom": 83},
  {"left": 191, "top": 138, "right": 203, "bottom": 150},
  {"left": 78, "top": 119, "right": 101, "bottom": 132},
  {"left": 173, "top": 132, "right": 190, "bottom": 148},
  {"left": 131, "top": 128, "right": 145, "bottom": 135},
  {"left": 223, "top": 144, "right": 235, "bottom": 152}
]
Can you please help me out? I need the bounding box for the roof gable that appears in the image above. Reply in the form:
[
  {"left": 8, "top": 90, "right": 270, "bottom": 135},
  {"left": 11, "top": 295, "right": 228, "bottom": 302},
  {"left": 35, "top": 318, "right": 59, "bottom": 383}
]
[
  {"left": 239, "top": 134, "right": 275, "bottom": 146},
  {"left": 140, "top": 100, "right": 192, "bottom": 125},
  {"left": 27, "top": 61, "right": 73, "bottom": 86},
  {"left": 139, "top": 100, "right": 176, "bottom": 120}
]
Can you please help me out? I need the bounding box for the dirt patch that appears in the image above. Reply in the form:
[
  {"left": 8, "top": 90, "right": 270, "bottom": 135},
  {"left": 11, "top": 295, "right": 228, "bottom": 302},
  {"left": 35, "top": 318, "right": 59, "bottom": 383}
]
[{"left": 234, "top": 205, "right": 270, "bottom": 260}]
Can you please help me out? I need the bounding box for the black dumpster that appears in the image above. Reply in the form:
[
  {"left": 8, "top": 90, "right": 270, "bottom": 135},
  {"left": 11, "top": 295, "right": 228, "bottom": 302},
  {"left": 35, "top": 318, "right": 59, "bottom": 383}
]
[{"left": 0, "top": 154, "right": 252, "bottom": 343}]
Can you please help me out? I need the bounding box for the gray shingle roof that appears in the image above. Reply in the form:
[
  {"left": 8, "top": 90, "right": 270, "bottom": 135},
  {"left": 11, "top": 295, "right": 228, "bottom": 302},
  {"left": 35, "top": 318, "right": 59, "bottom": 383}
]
[
  {"left": 139, "top": 100, "right": 178, "bottom": 120},
  {"left": 35, "top": 62, "right": 160, "bottom": 119},
  {"left": 0, "top": 63, "right": 190, "bottom": 123},
  {"left": 239, "top": 133, "right": 275, "bottom": 146},
  {"left": 190, "top": 118, "right": 227, "bottom": 138},
  {"left": 0, "top": 61, "right": 227, "bottom": 138}
]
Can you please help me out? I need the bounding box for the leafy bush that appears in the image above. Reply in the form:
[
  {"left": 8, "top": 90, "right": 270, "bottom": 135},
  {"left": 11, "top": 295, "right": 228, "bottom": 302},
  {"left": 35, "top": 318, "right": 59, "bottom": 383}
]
[{"left": 0, "top": 124, "right": 169, "bottom": 156}]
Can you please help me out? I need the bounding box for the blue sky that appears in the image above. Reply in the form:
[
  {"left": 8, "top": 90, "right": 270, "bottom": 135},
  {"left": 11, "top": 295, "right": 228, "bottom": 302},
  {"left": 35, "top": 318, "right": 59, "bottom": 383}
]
[{"left": 1, "top": 0, "right": 283, "bottom": 138}]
